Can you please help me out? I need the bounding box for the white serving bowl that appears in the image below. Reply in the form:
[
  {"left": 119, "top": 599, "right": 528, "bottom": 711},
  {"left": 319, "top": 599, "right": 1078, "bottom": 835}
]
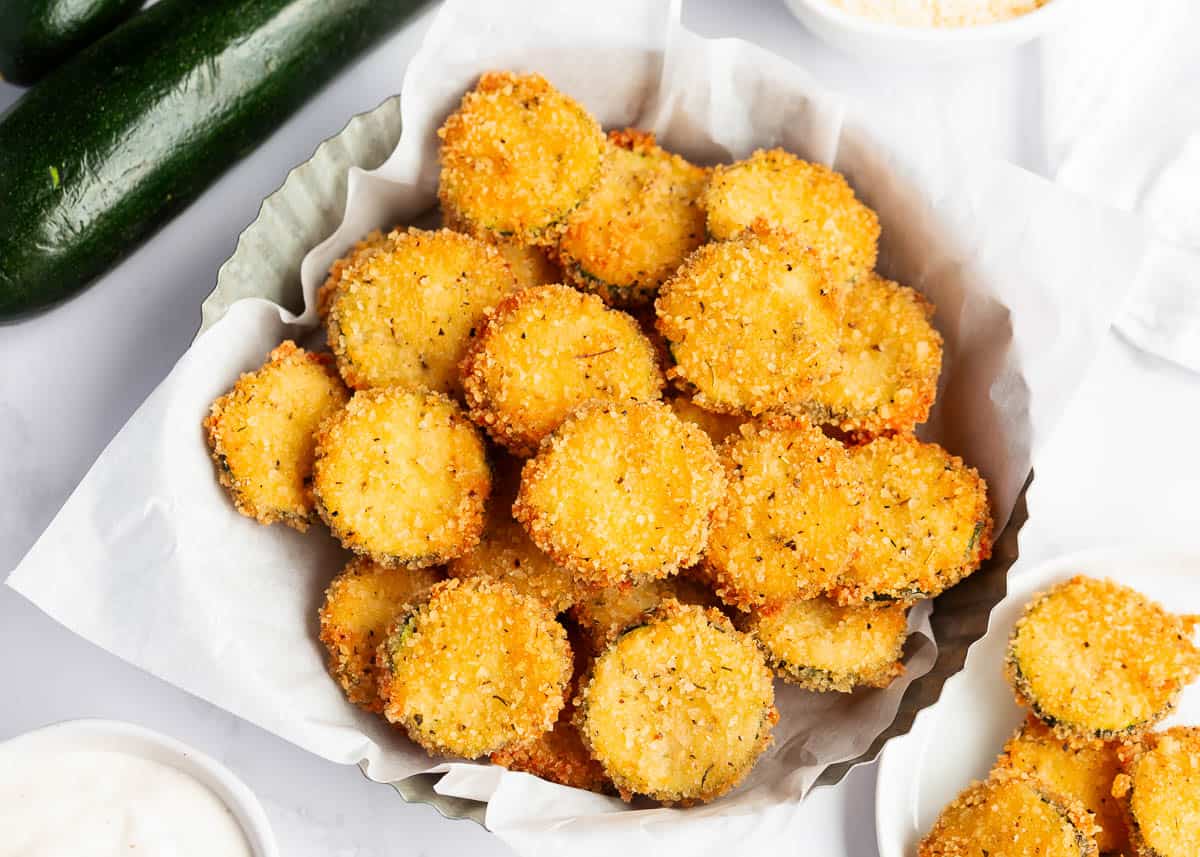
[
  {"left": 783, "top": 0, "right": 1083, "bottom": 64},
  {"left": 0, "top": 719, "right": 279, "bottom": 857}
]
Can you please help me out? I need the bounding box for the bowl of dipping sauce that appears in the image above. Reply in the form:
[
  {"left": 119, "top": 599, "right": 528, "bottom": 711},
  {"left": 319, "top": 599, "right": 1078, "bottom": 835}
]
[
  {"left": 782, "top": 0, "right": 1084, "bottom": 63},
  {"left": 0, "top": 719, "right": 278, "bottom": 857}
]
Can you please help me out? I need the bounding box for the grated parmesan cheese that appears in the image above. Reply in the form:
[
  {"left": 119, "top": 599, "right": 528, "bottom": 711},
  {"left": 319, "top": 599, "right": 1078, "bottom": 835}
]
[{"left": 822, "top": 0, "right": 1051, "bottom": 28}]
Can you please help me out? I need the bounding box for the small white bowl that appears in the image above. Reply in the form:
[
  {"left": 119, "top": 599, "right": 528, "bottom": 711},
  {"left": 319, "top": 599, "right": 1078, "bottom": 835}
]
[
  {"left": 0, "top": 719, "right": 279, "bottom": 857},
  {"left": 783, "top": 0, "right": 1083, "bottom": 64}
]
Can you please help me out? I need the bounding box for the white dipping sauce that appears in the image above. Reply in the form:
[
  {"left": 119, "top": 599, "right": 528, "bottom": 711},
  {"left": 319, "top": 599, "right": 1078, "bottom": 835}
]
[{"left": 0, "top": 747, "right": 254, "bottom": 857}]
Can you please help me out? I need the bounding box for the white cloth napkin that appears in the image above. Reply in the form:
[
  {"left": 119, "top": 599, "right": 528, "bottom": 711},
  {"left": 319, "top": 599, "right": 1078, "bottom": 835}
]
[{"left": 1041, "top": 0, "right": 1200, "bottom": 372}]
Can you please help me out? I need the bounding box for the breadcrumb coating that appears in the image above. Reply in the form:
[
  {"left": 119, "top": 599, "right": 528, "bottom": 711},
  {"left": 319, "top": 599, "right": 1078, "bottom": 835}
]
[
  {"left": 831, "top": 435, "right": 992, "bottom": 606},
  {"left": 743, "top": 596, "right": 907, "bottom": 692},
  {"left": 919, "top": 772, "right": 1099, "bottom": 857},
  {"left": 579, "top": 600, "right": 777, "bottom": 803},
  {"left": 493, "top": 238, "right": 562, "bottom": 289},
  {"left": 655, "top": 224, "right": 844, "bottom": 415},
  {"left": 312, "top": 388, "right": 491, "bottom": 567},
  {"left": 701, "top": 148, "right": 880, "bottom": 289},
  {"left": 994, "top": 716, "right": 1129, "bottom": 855},
  {"left": 569, "top": 573, "right": 722, "bottom": 654},
  {"left": 378, "top": 577, "right": 572, "bottom": 758},
  {"left": 557, "top": 129, "right": 708, "bottom": 307},
  {"left": 667, "top": 394, "right": 746, "bottom": 446},
  {"left": 438, "top": 71, "right": 606, "bottom": 245},
  {"left": 514, "top": 400, "right": 725, "bottom": 586},
  {"left": 1113, "top": 727, "right": 1200, "bottom": 857},
  {"left": 318, "top": 557, "right": 443, "bottom": 712},
  {"left": 704, "top": 416, "right": 862, "bottom": 610},
  {"left": 1005, "top": 576, "right": 1200, "bottom": 742},
  {"left": 204, "top": 341, "right": 349, "bottom": 530},
  {"left": 461, "top": 284, "right": 664, "bottom": 455},
  {"left": 808, "top": 272, "right": 943, "bottom": 438},
  {"left": 319, "top": 227, "right": 518, "bottom": 396}
]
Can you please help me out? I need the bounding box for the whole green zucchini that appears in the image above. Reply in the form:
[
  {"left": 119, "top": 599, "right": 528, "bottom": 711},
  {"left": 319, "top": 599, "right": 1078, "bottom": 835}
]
[
  {"left": 0, "top": 0, "right": 144, "bottom": 85},
  {"left": 0, "top": 0, "right": 425, "bottom": 319}
]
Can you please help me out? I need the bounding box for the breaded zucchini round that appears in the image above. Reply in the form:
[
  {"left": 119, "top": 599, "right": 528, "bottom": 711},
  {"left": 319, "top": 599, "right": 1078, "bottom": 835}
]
[
  {"left": 1114, "top": 727, "right": 1200, "bottom": 857},
  {"left": 701, "top": 148, "right": 880, "bottom": 289},
  {"left": 569, "top": 573, "right": 722, "bottom": 654},
  {"left": 808, "top": 272, "right": 943, "bottom": 438},
  {"left": 319, "top": 227, "right": 518, "bottom": 396},
  {"left": 831, "top": 435, "right": 992, "bottom": 606},
  {"left": 378, "top": 577, "right": 573, "bottom": 758},
  {"left": 743, "top": 596, "right": 907, "bottom": 692},
  {"left": 655, "top": 225, "right": 844, "bottom": 415},
  {"left": 919, "top": 773, "right": 1099, "bottom": 857},
  {"left": 994, "top": 716, "right": 1128, "bottom": 855},
  {"left": 704, "top": 416, "right": 862, "bottom": 610},
  {"left": 1005, "top": 576, "right": 1200, "bottom": 742},
  {"left": 204, "top": 341, "right": 349, "bottom": 530},
  {"left": 318, "top": 557, "right": 443, "bottom": 712},
  {"left": 557, "top": 129, "right": 708, "bottom": 307},
  {"left": 312, "top": 388, "right": 490, "bottom": 568},
  {"left": 514, "top": 400, "right": 725, "bottom": 586},
  {"left": 438, "top": 71, "right": 606, "bottom": 245},
  {"left": 461, "top": 284, "right": 664, "bottom": 455},
  {"left": 667, "top": 394, "right": 745, "bottom": 446},
  {"left": 579, "top": 601, "right": 777, "bottom": 803}
]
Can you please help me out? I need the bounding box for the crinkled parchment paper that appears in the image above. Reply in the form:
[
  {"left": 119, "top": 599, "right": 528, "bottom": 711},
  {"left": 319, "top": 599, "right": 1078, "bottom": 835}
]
[{"left": 7, "top": 1, "right": 1146, "bottom": 854}]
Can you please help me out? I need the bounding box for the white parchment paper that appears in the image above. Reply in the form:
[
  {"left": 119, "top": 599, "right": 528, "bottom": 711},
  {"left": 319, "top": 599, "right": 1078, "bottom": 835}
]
[{"left": 7, "top": 1, "right": 1147, "bottom": 853}]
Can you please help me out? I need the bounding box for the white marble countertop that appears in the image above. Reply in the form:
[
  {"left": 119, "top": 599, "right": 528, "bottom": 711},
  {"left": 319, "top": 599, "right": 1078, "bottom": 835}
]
[{"left": 3, "top": 2, "right": 1197, "bottom": 855}]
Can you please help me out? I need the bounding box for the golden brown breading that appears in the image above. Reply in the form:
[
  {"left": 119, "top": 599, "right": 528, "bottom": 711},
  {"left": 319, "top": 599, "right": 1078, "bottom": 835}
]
[
  {"left": 578, "top": 600, "right": 777, "bottom": 804},
  {"left": 701, "top": 148, "right": 880, "bottom": 289},
  {"left": 557, "top": 129, "right": 708, "bottom": 307},
  {"left": 807, "top": 272, "right": 943, "bottom": 438},
  {"left": 1005, "top": 576, "right": 1200, "bottom": 742},
  {"left": 378, "top": 577, "right": 573, "bottom": 758},
  {"left": 438, "top": 71, "right": 606, "bottom": 245},
  {"left": 514, "top": 400, "right": 725, "bottom": 586},
  {"left": 667, "top": 394, "right": 746, "bottom": 446},
  {"left": 742, "top": 596, "right": 907, "bottom": 692},
  {"left": 460, "top": 284, "right": 664, "bottom": 455},
  {"left": 569, "top": 573, "right": 722, "bottom": 654},
  {"left": 831, "top": 435, "right": 992, "bottom": 606},
  {"left": 204, "top": 341, "right": 349, "bottom": 530},
  {"left": 655, "top": 224, "right": 844, "bottom": 415},
  {"left": 994, "top": 716, "right": 1128, "bottom": 855},
  {"left": 704, "top": 416, "right": 862, "bottom": 611},
  {"left": 919, "top": 772, "right": 1099, "bottom": 857},
  {"left": 312, "top": 388, "right": 491, "bottom": 568},
  {"left": 1113, "top": 727, "right": 1200, "bottom": 857},
  {"left": 493, "top": 238, "right": 562, "bottom": 289},
  {"left": 318, "top": 557, "right": 443, "bottom": 712},
  {"left": 319, "top": 227, "right": 519, "bottom": 396}
]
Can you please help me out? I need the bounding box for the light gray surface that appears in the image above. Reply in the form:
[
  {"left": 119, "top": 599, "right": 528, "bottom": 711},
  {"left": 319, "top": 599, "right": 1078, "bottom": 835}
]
[{"left": 2, "top": 3, "right": 1195, "bottom": 856}]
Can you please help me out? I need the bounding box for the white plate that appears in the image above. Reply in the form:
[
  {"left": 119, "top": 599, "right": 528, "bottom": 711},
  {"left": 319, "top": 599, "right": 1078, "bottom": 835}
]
[
  {"left": 0, "top": 719, "right": 279, "bottom": 857},
  {"left": 874, "top": 546, "right": 1200, "bottom": 857}
]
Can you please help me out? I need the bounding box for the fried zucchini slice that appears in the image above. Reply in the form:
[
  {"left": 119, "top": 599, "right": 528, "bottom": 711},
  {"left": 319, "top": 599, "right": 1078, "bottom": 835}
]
[
  {"left": 318, "top": 557, "right": 443, "bottom": 712},
  {"left": 579, "top": 600, "right": 777, "bottom": 804},
  {"left": 655, "top": 224, "right": 844, "bottom": 415},
  {"left": 514, "top": 400, "right": 725, "bottom": 586},
  {"left": 319, "top": 227, "right": 518, "bottom": 396},
  {"left": 569, "top": 573, "right": 722, "bottom": 653},
  {"left": 919, "top": 772, "right": 1099, "bottom": 857},
  {"left": 701, "top": 148, "right": 880, "bottom": 289},
  {"left": 704, "top": 416, "right": 862, "bottom": 611},
  {"left": 1005, "top": 576, "right": 1200, "bottom": 742},
  {"left": 808, "top": 273, "right": 943, "bottom": 438},
  {"left": 204, "top": 341, "right": 349, "bottom": 530},
  {"left": 438, "top": 71, "right": 606, "bottom": 245},
  {"left": 312, "top": 388, "right": 490, "bottom": 568},
  {"left": 557, "top": 129, "right": 708, "bottom": 307},
  {"left": 378, "top": 577, "right": 572, "bottom": 758},
  {"left": 461, "top": 284, "right": 664, "bottom": 455},
  {"left": 743, "top": 596, "right": 907, "bottom": 692},
  {"left": 831, "top": 435, "right": 992, "bottom": 606},
  {"left": 1114, "top": 727, "right": 1200, "bottom": 857},
  {"left": 667, "top": 394, "right": 745, "bottom": 446},
  {"left": 994, "top": 716, "right": 1128, "bottom": 855}
]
